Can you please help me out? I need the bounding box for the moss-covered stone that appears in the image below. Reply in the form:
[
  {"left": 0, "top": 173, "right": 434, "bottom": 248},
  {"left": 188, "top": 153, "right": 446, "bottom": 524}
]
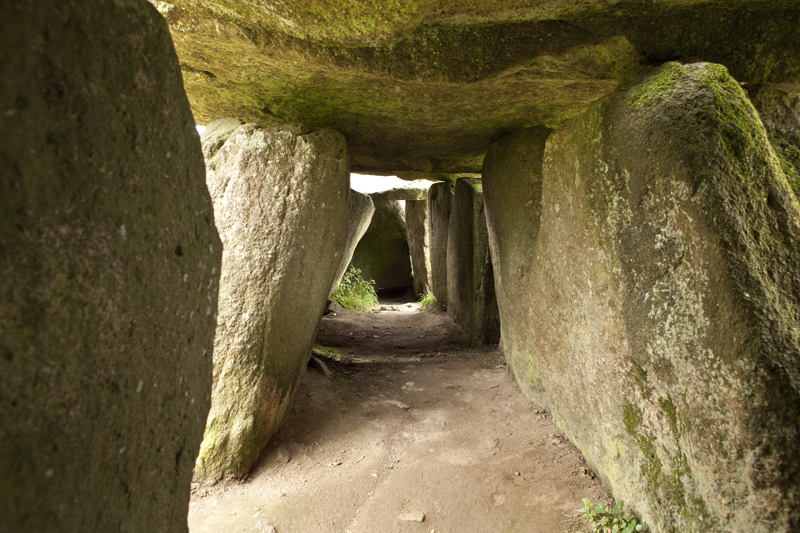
[
  {"left": 494, "top": 62, "right": 800, "bottom": 532},
  {"left": 162, "top": 0, "right": 800, "bottom": 174},
  {"left": 0, "top": 1, "right": 221, "bottom": 529}
]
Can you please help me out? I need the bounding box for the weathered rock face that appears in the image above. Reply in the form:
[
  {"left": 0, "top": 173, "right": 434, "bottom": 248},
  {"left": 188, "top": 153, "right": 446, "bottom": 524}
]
[
  {"left": 428, "top": 182, "right": 454, "bottom": 307},
  {"left": 196, "top": 122, "right": 349, "bottom": 482},
  {"left": 0, "top": 2, "right": 221, "bottom": 531},
  {"left": 330, "top": 189, "right": 375, "bottom": 295},
  {"left": 447, "top": 179, "right": 500, "bottom": 345},
  {"left": 405, "top": 200, "right": 432, "bottom": 296},
  {"left": 161, "top": 0, "right": 800, "bottom": 175},
  {"left": 750, "top": 85, "right": 800, "bottom": 197},
  {"left": 482, "top": 128, "right": 550, "bottom": 391},
  {"left": 350, "top": 198, "right": 413, "bottom": 291},
  {"left": 489, "top": 63, "right": 800, "bottom": 531}
]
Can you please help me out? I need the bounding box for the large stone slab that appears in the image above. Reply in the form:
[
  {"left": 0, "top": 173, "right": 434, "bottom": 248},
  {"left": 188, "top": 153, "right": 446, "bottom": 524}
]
[
  {"left": 330, "top": 189, "right": 375, "bottom": 295},
  {"left": 502, "top": 63, "right": 800, "bottom": 531},
  {"left": 482, "top": 128, "right": 551, "bottom": 392},
  {"left": 447, "top": 179, "right": 500, "bottom": 345},
  {"left": 162, "top": 0, "right": 800, "bottom": 174},
  {"left": 0, "top": 1, "right": 221, "bottom": 531},
  {"left": 350, "top": 198, "right": 413, "bottom": 291},
  {"left": 405, "top": 200, "right": 432, "bottom": 297},
  {"left": 196, "top": 123, "right": 349, "bottom": 481},
  {"left": 428, "top": 182, "right": 454, "bottom": 307}
]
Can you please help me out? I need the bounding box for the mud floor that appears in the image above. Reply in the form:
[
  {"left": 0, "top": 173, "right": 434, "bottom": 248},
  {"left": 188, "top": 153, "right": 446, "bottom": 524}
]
[{"left": 188, "top": 301, "right": 612, "bottom": 533}]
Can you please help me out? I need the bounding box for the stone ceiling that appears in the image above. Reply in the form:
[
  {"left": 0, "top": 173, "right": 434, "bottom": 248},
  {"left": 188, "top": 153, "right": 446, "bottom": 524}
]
[{"left": 157, "top": 0, "right": 800, "bottom": 176}]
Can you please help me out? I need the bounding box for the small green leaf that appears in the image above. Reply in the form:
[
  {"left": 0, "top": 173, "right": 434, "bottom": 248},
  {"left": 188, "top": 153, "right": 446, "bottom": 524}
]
[
  {"left": 635, "top": 525, "right": 643, "bottom": 531},
  {"left": 612, "top": 500, "right": 625, "bottom": 514}
]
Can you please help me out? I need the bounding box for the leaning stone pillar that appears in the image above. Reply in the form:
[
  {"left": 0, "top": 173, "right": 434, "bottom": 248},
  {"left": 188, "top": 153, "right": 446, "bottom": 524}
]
[
  {"left": 446, "top": 178, "right": 500, "bottom": 345},
  {"left": 330, "top": 190, "right": 375, "bottom": 295},
  {"left": 0, "top": 1, "right": 221, "bottom": 531},
  {"left": 196, "top": 122, "right": 349, "bottom": 481}
]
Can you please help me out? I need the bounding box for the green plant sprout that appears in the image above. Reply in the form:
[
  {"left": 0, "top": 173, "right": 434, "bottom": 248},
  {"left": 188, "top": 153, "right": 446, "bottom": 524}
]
[
  {"left": 582, "top": 499, "right": 647, "bottom": 533},
  {"left": 418, "top": 292, "right": 437, "bottom": 309},
  {"left": 330, "top": 266, "right": 378, "bottom": 311}
]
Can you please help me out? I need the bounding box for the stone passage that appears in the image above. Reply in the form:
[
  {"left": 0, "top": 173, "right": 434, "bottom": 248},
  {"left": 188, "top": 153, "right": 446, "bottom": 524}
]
[
  {"left": 0, "top": 1, "right": 221, "bottom": 531},
  {"left": 484, "top": 63, "right": 800, "bottom": 532},
  {"left": 447, "top": 178, "right": 500, "bottom": 346},
  {"left": 196, "top": 121, "right": 349, "bottom": 482}
]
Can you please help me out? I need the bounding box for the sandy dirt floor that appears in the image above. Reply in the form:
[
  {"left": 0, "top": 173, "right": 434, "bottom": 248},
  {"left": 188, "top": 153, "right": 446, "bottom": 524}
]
[{"left": 188, "top": 300, "right": 612, "bottom": 533}]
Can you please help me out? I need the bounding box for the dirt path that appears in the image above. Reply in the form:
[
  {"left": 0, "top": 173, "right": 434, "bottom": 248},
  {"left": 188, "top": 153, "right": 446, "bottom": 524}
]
[{"left": 188, "top": 302, "right": 611, "bottom": 533}]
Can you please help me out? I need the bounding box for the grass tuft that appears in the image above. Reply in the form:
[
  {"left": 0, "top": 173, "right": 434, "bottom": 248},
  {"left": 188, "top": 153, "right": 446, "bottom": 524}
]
[
  {"left": 418, "top": 292, "right": 438, "bottom": 310},
  {"left": 330, "top": 266, "right": 378, "bottom": 311}
]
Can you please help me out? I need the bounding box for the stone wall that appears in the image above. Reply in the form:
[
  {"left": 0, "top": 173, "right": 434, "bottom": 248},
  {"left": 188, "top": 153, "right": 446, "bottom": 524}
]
[
  {"left": 196, "top": 122, "right": 349, "bottom": 481},
  {"left": 0, "top": 1, "right": 221, "bottom": 531},
  {"left": 483, "top": 128, "right": 551, "bottom": 392},
  {"left": 484, "top": 63, "right": 800, "bottom": 532}
]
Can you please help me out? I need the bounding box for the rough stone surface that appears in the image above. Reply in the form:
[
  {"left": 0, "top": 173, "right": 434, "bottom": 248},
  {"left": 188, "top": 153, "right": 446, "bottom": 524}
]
[
  {"left": 482, "top": 128, "right": 551, "bottom": 392},
  {"left": 0, "top": 2, "right": 221, "bottom": 531},
  {"left": 330, "top": 189, "right": 375, "bottom": 295},
  {"left": 428, "top": 182, "right": 454, "bottom": 307},
  {"left": 196, "top": 123, "right": 349, "bottom": 482},
  {"left": 750, "top": 85, "right": 800, "bottom": 197},
  {"left": 405, "top": 200, "right": 432, "bottom": 296},
  {"left": 508, "top": 63, "right": 800, "bottom": 532},
  {"left": 350, "top": 198, "right": 414, "bottom": 291},
  {"left": 162, "top": 0, "right": 800, "bottom": 174},
  {"left": 447, "top": 179, "right": 500, "bottom": 345}
]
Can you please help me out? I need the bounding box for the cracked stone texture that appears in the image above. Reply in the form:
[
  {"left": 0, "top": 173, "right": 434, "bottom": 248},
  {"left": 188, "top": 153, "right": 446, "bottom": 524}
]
[
  {"left": 158, "top": 0, "right": 800, "bottom": 175},
  {"left": 0, "top": 1, "right": 221, "bottom": 531},
  {"left": 196, "top": 122, "right": 349, "bottom": 482}
]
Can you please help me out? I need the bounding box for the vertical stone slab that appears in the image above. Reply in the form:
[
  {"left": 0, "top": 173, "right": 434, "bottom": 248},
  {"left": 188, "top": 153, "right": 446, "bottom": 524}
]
[
  {"left": 330, "top": 189, "right": 375, "bottom": 295},
  {"left": 0, "top": 2, "right": 221, "bottom": 531},
  {"left": 447, "top": 179, "right": 500, "bottom": 345},
  {"left": 525, "top": 63, "right": 800, "bottom": 531},
  {"left": 483, "top": 128, "right": 551, "bottom": 394},
  {"left": 428, "top": 182, "right": 454, "bottom": 307},
  {"left": 350, "top": 198, "right": 413, "bottom": 291},
  {"left": 196, "top": 123, "right": 349, "bottom": 481},
  {"left": 405, "top": 199, "right": 432, "bottom": 296}
]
